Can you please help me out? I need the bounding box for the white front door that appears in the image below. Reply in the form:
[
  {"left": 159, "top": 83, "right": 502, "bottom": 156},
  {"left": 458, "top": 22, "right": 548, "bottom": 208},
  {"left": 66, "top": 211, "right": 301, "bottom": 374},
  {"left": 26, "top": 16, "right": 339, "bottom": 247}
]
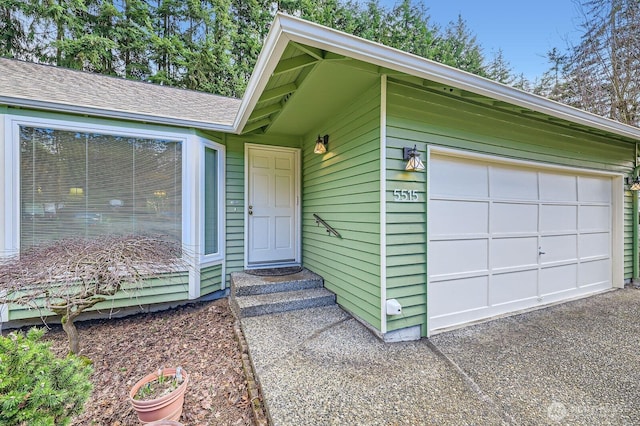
[
  {"left": 246, "top": 145, "right": 300, "bottom": 267},
  {"left": 428, "top": 154, "right": 615, "bottom": 333}
]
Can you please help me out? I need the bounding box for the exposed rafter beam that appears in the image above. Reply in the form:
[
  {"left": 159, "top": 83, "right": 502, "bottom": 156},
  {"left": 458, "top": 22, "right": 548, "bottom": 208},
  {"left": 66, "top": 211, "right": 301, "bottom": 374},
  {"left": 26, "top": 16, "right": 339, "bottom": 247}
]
[
  {"left": 333, "top": 58, "right": 380, "bottom": 74},
  {"left": 388, "top": 75, "right": 424, "bottom": 87},
  {"left": 242, "top": 118, "right": 271, "bottom": 134},
  {"left": 290, "top": 42, "right": 324, "bottom": 60},
  {"left": 273, "top": 54, "right": 318, "bottom": 76},
  {"left": 323, "top": 52, "right": 348, "bottom": 61},
  {"left": 250, "top": 103, "right": 281, "bottom": 120},
  {"left": 260, "top": 83, "right": 297, "bottom": 102}
]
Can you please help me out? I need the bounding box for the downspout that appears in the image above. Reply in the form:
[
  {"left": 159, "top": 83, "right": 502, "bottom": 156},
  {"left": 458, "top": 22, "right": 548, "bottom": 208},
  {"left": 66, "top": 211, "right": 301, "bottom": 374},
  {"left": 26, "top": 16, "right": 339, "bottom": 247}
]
[
  {"left": 633, "top": 144, "right": 640, "bottom": 283},
  {"left": 633, "top": 192, "right": 638, "bottom": 283}
]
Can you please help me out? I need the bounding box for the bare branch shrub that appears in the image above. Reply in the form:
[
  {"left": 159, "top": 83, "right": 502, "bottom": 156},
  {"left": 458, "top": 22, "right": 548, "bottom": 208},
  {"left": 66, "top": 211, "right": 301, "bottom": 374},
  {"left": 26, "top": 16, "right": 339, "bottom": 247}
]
[{"left": 0, "top": 234, "right": 186, "bottom": 354}]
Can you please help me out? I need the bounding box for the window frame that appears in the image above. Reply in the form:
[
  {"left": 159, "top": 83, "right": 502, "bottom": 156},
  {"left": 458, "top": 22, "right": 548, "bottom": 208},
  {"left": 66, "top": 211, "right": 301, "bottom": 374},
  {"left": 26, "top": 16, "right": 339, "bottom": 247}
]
[
  {"left": 199, "top": 137, "right": 225, "bottom": 265},
  {"left": 3, "top": 114, "right": 198, "bottom": 259}
]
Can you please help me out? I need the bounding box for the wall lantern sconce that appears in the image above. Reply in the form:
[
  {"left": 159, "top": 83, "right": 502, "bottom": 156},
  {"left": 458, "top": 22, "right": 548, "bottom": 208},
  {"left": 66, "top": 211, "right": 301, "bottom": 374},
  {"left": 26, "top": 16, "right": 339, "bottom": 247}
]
[
  {"left": 314, "top": 134, "right": 329, "bottom": 154},
  {"left": 627, "top": 164, "right": 640, "bottom": 191},
  {"left": 629, "top": 176, "right": 640, "bottom": 191},
  {"left": 403, "top": 145, "right": 425, "bottom": 172}
]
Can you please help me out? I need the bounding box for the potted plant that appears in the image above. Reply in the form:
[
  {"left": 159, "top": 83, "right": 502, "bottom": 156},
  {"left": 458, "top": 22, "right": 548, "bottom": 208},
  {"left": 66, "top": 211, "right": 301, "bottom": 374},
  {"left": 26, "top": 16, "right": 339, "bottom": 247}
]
[{"left": 129, "top": 367, "right": 188, "bottom": 424}]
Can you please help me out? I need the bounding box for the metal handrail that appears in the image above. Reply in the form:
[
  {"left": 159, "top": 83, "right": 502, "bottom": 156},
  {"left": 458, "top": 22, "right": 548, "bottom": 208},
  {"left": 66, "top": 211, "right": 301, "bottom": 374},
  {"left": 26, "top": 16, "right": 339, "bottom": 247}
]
[{"left": 313, "top": 214, "right": 342, "bottom": 238}]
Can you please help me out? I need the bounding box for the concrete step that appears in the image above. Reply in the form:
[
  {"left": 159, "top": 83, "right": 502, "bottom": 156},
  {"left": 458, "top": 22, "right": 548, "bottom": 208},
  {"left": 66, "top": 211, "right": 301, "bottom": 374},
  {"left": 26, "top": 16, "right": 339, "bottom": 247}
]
[
  {"left": 231, "top": 269, "right": 323, "bottom": 297},
  {"left": 231, "top": 287, "right": 336, "bottom": 318}
]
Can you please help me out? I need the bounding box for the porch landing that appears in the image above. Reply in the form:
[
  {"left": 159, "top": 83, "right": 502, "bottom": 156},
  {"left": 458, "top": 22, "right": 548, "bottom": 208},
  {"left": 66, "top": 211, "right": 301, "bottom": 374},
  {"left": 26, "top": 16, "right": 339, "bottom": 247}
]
[{"left": 230, "top": 268, "right": 336, "bottom": 318}]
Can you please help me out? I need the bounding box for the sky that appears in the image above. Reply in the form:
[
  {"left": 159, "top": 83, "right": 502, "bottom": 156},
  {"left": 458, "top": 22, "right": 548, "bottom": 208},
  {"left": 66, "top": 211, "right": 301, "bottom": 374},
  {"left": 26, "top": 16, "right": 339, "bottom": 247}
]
[{"left": 373, "top": 0, "right": 584, "bottom": 81}]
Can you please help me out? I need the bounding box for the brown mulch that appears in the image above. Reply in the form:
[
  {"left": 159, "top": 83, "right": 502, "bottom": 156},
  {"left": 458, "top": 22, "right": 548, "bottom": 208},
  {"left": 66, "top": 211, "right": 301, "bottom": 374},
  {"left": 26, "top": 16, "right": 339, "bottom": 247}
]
[{"left": 38, "top": 299, "right": 257, "bottom": 425}]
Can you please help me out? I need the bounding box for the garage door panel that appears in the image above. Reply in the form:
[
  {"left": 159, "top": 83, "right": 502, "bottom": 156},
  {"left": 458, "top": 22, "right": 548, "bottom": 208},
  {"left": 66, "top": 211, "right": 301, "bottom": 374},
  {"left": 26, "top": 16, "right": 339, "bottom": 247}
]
[
  {"left": 491, "top": 237, "right": 538, "bottom": 269},
  {"left": 491, "top": 203, "right": 538, "bottom": 234},
  {"left": 539, "top": 264, "right": 577, "bottom": 295},
  {"left": 579, "top": 232, "right": 610, "bottom": 259},
  {"left": 430, "top": 158, "right": 488, "bottom": 198},
  {"left": 579, "top": 259, "right": 610, "bottom": 287},
  {"left": 429, "top": 239, "right": 488, "bottom": 276},
  {"left": 490, "top": 270, "right": 538, "bottom": 305},
  {"left": 579, "top": 205, "right": 610, "bottom": 231},
  {"left": 540, "top": 205, "right": 577, "bottom": 233},
  {"left": 539, "top": 173, "right": 577, "bottom": 201},
  {"left": 428, "top": 155, "right": 613, "bottom": 334},
  {"left": 429, "top": 276, "right": 488, "bottom": 317},
  {"left": 490, "top": 167, "right": 538, "bottom": 200},
  {"left": 578, "top": 176, "right": 611, "bottom": 202},
  {"left": 540, "top": 235, "right": 578, "bottom": 264},
  {"left": 430, "top": 200, "right": 488, "bottom": 236}
]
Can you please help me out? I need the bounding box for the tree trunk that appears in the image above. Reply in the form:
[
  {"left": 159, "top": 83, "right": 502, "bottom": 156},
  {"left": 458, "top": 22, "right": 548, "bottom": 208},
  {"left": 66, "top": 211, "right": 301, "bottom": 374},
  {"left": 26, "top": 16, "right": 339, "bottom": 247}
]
[{"left": 61, "top": 314, "right": 80, "bottom": 355}]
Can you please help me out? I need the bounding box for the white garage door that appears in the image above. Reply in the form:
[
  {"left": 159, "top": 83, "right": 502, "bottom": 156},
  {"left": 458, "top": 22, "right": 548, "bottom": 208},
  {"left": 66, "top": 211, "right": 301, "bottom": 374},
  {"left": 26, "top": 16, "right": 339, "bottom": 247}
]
[{"left": 428, "top": 155, "right": 613, "bottom": 333}]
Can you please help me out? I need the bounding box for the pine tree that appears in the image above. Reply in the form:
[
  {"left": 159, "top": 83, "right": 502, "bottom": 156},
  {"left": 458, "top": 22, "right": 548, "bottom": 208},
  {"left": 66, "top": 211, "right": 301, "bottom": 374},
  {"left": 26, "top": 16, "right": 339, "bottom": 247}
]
[
  {"left": 560, "top": 0, "right": 640, "bottom": 125},
  {"left": 434, "top": 14, "right": 486, "bottom": 76}
]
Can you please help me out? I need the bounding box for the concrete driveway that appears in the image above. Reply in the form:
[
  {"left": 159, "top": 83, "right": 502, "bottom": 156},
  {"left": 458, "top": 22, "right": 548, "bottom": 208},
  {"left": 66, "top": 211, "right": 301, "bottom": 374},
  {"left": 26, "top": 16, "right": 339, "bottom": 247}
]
[{"left": 240, "top": 288, "right": 640, "bottom": 425}]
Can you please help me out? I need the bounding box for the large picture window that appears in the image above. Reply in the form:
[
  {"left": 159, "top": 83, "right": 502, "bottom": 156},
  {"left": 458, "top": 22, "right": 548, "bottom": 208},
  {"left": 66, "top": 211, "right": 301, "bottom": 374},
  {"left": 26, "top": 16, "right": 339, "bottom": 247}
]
[{"left": 20, "top": 126, "right": 182, "bottom": 249}]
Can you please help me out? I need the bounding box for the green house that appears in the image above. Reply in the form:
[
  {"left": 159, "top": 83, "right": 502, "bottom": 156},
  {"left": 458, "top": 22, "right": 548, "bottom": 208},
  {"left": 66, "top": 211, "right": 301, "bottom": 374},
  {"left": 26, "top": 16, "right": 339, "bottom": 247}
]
[{"left": 2, "top": 14, "right": 640, "bottom": 340}]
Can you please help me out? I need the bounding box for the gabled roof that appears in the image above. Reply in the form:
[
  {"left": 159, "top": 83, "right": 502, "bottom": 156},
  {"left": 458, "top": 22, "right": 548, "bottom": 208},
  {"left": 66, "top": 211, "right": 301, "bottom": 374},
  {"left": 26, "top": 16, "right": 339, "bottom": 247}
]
[
  {"left": 237, "top": 13, "right": 640, "bottom": 142},
  {"left": 0, "top": 58, "right": 239, "bottom": 131},
  {"left": 1, "top": 14, "right": 639, "bottom": 143}
]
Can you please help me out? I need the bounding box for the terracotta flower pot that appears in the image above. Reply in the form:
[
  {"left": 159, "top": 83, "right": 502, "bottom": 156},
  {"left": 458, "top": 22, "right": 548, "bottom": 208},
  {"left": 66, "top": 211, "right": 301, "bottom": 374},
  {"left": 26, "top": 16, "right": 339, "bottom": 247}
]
[{"left": 129, "top": 368, "right": 189, "bottom": 425}]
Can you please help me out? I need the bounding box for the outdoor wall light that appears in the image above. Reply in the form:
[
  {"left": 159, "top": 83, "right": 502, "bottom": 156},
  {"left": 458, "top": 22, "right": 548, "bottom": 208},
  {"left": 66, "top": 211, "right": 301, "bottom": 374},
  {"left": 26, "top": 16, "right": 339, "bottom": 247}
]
[
  {"left": 627, "top": 164, "right": 640, "bottom": 191},
  {"left": 628, "top": 176, "right": 640, "bottom": 191},
  {"left": 314, "top": 134, "right": 329, "bottom": 154},
  {"left": 403, "top": 145, "right": 425, "bottom": 172}
]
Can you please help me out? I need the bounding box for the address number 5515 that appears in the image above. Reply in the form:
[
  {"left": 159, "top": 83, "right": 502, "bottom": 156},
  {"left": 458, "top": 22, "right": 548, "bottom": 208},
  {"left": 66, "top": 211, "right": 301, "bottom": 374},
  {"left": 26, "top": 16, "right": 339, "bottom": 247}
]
[{"left": 393, "top": 189, "right": 419, "bottom": 202}]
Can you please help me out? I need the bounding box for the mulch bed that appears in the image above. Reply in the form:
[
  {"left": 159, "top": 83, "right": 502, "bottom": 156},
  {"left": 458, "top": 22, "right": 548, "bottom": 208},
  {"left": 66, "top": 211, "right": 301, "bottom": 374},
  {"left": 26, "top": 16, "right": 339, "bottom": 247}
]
[{"left": 31, "top": 299, "right": 256, "bottom": 425}]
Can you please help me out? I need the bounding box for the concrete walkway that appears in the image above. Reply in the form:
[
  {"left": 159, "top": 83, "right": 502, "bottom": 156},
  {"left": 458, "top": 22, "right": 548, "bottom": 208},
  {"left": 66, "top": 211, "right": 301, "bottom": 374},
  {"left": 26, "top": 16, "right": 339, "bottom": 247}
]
[{"left": 240, "top": 288, "right": 640, "bottom": 425}]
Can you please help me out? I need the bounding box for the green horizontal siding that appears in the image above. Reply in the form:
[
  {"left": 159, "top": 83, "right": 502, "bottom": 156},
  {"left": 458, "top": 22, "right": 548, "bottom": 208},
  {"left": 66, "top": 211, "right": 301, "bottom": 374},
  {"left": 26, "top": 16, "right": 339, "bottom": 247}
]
[
  {"left": 225, "top": 140, "right": 245, "bottom": 284},
  {"left": 384, "top": 84, "right": 428, "bottom": 336},
  {"left": 8, "top": 272, "right": 189, "bottom": 321},
  {"left": 200, "top": 263, "right": 223, "bottom": 296},
  {"left": 303, "top": 83, "right": 382, "bottom": 330},
  {"left": 385, "top": 79, "right": 637, "bottom": 336}
]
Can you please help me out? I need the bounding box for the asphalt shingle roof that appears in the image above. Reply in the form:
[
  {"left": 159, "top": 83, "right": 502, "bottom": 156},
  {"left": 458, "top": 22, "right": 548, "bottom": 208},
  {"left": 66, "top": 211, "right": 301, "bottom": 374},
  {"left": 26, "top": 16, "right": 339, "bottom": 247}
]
[{"left": 0, "top": 58, "right": 240, "bottom": 129}]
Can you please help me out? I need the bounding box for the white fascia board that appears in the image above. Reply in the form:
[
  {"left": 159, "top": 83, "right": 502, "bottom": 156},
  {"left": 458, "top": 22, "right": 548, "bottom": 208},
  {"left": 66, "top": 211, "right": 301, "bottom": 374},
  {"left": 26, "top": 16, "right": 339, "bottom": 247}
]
[
  {"left": 241, "top": 13, "right": 640, "bottom": 142},
  {"left": 233, "top": 17, "right": 291, "bottom": 133},
  {"left": 0, "top": 96, "right": 236, "bottom": 133}
]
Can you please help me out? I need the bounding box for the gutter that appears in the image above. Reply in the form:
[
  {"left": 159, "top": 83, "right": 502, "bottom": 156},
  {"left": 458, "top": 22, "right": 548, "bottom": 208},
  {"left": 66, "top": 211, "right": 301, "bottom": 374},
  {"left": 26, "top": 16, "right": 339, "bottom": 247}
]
[
  {"left": 0, "top": 96, "right": 236, "bottom": 133},
  {"left": 236, "top": 13, "right": 640, "bottom": 142}
]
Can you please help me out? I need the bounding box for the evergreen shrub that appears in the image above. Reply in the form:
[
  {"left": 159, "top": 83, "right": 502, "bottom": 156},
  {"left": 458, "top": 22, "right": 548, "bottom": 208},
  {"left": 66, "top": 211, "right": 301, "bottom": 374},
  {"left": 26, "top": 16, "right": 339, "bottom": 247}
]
[{"left": 0, "top": 328, "right": 93, "bottom": 426}]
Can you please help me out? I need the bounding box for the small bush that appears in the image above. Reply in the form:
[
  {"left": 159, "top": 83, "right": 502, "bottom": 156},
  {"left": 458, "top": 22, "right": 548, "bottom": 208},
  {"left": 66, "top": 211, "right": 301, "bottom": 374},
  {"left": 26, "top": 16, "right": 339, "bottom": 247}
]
[{"left": 0, "top": 328, "right": 93, "bottom": 426}]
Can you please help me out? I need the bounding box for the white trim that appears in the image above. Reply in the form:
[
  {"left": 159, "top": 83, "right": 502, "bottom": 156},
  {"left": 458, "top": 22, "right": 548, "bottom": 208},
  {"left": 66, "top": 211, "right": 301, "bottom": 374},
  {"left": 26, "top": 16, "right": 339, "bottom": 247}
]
[
  {"left": 182, "top": 136, "right": 199, "bottom": 299},
  {"left": 380, "top": 75, "right": 388, "bottom": 334},
  {"left": 2, "top": 114, "right": 18, "bottom": 257},
  {"left": 243, "top": 143, "right": 301, "bottom": 269},
  {"left": 236, "top": 13, "right": 640, "bottom": 142},
  {"left": 199, "top": 138, "right": 226, "bottom": 264},
  {"left": 611, "top": 175, "right": 624, "bottom": 288},
  {"left": 426, "top": 146, "right": 624, "bottom": 335},
  {"left": 0, "top": 96, "right": 235, "bottom": 133},
  {"left": 425, "top": 147, "right": 432, "bottom": 337},
  {"left": 429, "top": 146, "right": 623, "bottom": 178}
]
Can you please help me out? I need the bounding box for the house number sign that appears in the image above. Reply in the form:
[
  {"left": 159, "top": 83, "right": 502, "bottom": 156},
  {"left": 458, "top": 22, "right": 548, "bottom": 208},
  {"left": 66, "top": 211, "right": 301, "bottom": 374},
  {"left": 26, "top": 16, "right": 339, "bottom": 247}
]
[{"left": 393, "top": 189, "right": 419, "bottom": 202}]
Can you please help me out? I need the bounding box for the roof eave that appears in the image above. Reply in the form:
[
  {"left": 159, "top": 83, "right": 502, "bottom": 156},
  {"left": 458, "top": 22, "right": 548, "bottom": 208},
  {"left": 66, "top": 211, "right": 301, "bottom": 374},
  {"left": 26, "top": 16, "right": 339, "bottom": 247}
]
[
  {"left": 0, "top": 96, "right": 236, "bottom": 133},
  {"left": 236, "top": 13, "right": 640, "bottom": 142}
]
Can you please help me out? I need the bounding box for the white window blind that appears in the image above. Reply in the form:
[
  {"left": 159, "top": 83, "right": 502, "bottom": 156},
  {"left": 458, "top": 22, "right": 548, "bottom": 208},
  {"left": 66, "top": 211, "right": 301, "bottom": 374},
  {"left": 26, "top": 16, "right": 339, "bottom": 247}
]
[{"left": 20, "top": 126, "right": 182, "bottom": 250}]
